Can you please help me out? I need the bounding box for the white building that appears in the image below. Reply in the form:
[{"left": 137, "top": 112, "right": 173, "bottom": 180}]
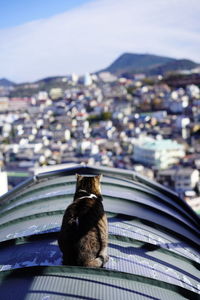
[
  {"left": 175, "top": 116, "right": 190, "bottom": 129},
  {"left": 49, "top": 88, "right": 63, "bottom": 100},
  {"left": 78, "top": 140, "right": 99, "bottom": 155},
  {"left": 0, "top": 169, "right": 8, "bottom": 196},
  {"left": 157, "top": 168, "right": 199, "bottom": 194},
  {"left": 133, "top": 139, "right": 185, "bottom": 169},
  {"left": 84, "top": 73, "right": 93, "bottom": 86},
  {"left": 174, "top": 169, "right": 199, "bottom": 193},
  {"left": 98, "top": 72, "right": 117, "bottom": 83},
  {"left": 175, "top": 116, "right": 190, "bottom": 139},
  {"left": 0, "top": 97, "right": 9, "bottom": 111},
  {"left": 37, "top": 91, "right": 49, "bottom": 101}
]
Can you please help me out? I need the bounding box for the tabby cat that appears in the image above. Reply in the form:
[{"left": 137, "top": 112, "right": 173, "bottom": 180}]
[{"left": 58, "top": 174, "right": 109, "bottom": 267}]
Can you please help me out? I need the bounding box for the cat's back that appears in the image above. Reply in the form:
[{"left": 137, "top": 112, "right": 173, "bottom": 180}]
[
  {"left": 58, "top": 174, "right": 108, "bottom": 267},
  {"left": 71, "top": 193, "right": 105, "bottom": 234}
]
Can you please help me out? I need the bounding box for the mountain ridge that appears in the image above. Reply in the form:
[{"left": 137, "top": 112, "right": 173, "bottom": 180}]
[
  {"left": 0, "top": 78, "right": 16, "bottom": 87},
  {"left": 99, "top": 53, "right": 199, "bottom": 76},
  {"left": 1, "top": 53, "right": 199, "bottom": 85}
]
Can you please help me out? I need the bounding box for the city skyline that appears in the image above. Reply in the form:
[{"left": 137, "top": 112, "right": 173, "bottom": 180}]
[{"left": 0, "top": 0, "right": 200, "bottom": 82}]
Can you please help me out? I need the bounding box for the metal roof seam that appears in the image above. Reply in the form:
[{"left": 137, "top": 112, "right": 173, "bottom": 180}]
[
  {"left": 34, "top": 164, "right": 180, "bottom": 199},
  {"left": 108, "top": 216, "right": 200, "bottom": 261},
  {"left": 1, "top": 231, "right": 199, "bottom": 271},
  {"left": 1, "top": 181, "right": 198, "bottom": 231},
  {"left": 0, "top": 189, "right": 195, "bottom": 232},
  {"left": 0, "top": 203, "right": 199, "bottom": 249},
  {"left": 1, "top": 168, "right": 198, "bottom": 223},
  {"left": 108, "top": 234, "right": 200, "bottom": 270},
  {"left": 0, "top": 165, "right": 200, "bottom": 299},
  {"left": 0, "top": 195, "right": 70, "bottom": 217},
  {"left": 0, "top": 194, "right": 199, "bottom": 241},
  {"left": 0, "top": 265, "right": 199, "bottom": 300},
  {"left": 0, "top": 210, "right": 64, "bottom": 230}
]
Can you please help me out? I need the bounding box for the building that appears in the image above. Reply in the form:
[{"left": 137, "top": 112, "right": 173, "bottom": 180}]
[
  {"left": 0, "top": 169, "right": 8, "bottom": 196},
  {"left": 0, "top": 97, "right": 9, "bottom": 111},
  {"left": 49, "top": 88, "right": 63, "bottom": 100},
  {"left": 157, "top": 168, "right": 199, "bottom": 194},
  {"left": 0, "top": 164, "right": 199, "bottom": 299},
  {"left": 133, "top": 139, "right": 185, "bottom": 169},
  {"left": 83, "top": 73, "right": 93, "bottom": 86}
]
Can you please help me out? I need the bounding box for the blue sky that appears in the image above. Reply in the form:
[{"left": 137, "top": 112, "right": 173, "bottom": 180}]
[
  {"left": 0, "top": 0, "right": 200, "bottom": 82},
  {"left": 0, "top": 0, "right": 93, "bottom": 29}
]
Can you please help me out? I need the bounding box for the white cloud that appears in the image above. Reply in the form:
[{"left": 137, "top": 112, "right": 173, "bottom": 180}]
[{"left": 0, "top": 0, "right": 200, "bottom": 82}]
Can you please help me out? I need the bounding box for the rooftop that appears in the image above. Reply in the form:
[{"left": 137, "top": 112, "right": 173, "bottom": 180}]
[
  {"left": 0, "top": 164, "right": 199, "bottom": 299},
  {"left": 140, "top": 139, "right": 185, "bottom": 151},
  {"left": 159, "top": 167, "right": 199, "bottom": 176}
]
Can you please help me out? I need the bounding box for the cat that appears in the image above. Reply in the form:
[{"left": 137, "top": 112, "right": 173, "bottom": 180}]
[{"left": 58, "top": 174, "right": 109, "bottom": 267}]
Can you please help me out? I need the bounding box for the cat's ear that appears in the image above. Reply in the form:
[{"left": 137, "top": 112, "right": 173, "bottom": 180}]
[
  {"left": 95, "top": 174, "right": 102, "bottom": 181},
  {"left": 76, "top": 174, "right": 83, "bottom": 181}
]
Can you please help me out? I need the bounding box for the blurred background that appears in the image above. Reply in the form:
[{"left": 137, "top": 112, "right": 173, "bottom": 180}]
[{"left": 0, "top": 0, "right": 200, "bottom": 213}]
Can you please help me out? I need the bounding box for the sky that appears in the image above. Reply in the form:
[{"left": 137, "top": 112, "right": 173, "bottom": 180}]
[{"left": 0, "top": 0, "right": 200, "bottom": 83}]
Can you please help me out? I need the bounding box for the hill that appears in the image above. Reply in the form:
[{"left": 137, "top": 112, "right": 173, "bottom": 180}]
[
  {"left": 100, "top": 53, "right": 199, "bottom": 76},
  {"left": 0, "top": 78, "right": 15, "bottom": 87},
  {"left": 148, "top": 59, "right": 198, "bottom": 75}
]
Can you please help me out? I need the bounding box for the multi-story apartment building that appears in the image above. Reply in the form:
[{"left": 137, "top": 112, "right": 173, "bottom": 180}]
[{"left": 133, "top": 139, "right": 185, "bottom": 169}]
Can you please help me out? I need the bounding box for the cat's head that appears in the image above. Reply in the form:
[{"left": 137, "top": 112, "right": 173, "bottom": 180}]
[{"left": 76, "top": 174, "right": 102, "bottom": 195}]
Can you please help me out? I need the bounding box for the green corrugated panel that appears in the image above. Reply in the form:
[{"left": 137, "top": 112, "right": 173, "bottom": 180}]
[
  {"left": 0, "top": 196, "right": 70, "bottom": 226},
  {"left": 0, "top": 212, "right": 62, "bottom": 241},
  {"left": 108, "top": 236, "right": 200, "bottom": 293},
  {"left": 0, "top": 194, "right": 199, "bottom": 248},
  {"left": 0, "top": 207, "right": 199, "bottom": 264},
  {"left": 1, "top": 234, "right": 199, "bottom": 294},
  {"left": 0, "top": 177, "right": 199, "bottom": 238},
  {"left": 109, "top": 216, "right": 200, "bottom": 263},
  {"left": 1, "top": 173, "right": 198, "bottom": 232},
  {"left": 0, "top": 165, "right": 199, "bottom": 299},
  {"left": 0, "top": 266, "right": 198, "bottom": 300}
]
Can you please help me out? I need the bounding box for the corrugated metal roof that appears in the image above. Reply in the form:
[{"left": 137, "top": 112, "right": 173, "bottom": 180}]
[{"left": 0, "top": 164, "right": 199, "bottom": 299}]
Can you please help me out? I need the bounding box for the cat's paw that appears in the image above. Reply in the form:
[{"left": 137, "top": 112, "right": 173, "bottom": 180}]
[
  {"left": 104, "top": 255, "right": 109, "bottom": 263},
  {"left": 99, "top": 254, "right": 109, "bottom": 264}
]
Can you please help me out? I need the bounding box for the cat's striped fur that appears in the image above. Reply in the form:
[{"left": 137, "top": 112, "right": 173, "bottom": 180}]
[{"left": 58, "top": 174, "right": 109, "bottom": 267}]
